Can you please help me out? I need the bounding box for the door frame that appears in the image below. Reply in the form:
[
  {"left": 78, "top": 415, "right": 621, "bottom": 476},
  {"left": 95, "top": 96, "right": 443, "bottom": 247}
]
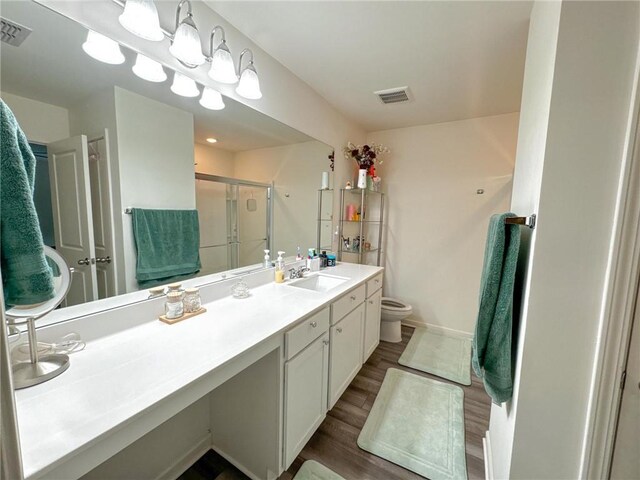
[{"left": 582, "top": 52, "right": 640, "bottom": 478}]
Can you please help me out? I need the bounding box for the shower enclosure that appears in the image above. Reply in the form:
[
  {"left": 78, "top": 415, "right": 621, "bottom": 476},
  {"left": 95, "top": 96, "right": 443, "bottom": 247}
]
[{"left": 195, "top": 173, "right": 273, "bottom": 275}]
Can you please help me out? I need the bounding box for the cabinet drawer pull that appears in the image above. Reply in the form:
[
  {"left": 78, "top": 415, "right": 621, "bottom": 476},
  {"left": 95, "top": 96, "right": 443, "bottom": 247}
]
[
  {"left": 310, "top": 321, "right": 317, "bottom": 328},
  {"left": 375, "top": 279, "right": 380, "bottom": 284},
  {"left": 323, "top": 340, "right": 329, "bottom": 345},
  {"left": 369, "top": 300, "right": 374, "bottom": 304},
  {"left": 337, "top": 327, "right": 343, "bottom": 333},
  {"left": 350, "top": 295, "right": 356, "bottom": 301}
]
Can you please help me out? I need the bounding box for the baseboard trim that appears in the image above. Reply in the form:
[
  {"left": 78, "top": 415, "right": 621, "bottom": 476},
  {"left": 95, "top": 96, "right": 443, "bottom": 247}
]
[
  {"left": 156, "top": 434, "right": 211, "bottom": 480},
  {"left": 401, "top": 319, "right": 473, "bottom": 339},
  {"left": 483, "top": 430, "right": 494, "bottom": 480},
  {"left": 211, "top": 442, "right": 262, "bottom": 480}
]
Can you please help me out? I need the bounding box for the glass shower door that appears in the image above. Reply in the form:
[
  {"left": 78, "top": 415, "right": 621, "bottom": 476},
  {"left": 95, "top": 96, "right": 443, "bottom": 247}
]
[
  {"left": 196, "top": 178, "right": 231, "bottom": 275},
  {"left": 237, "top": 185, "right": 270, "bottom": 268},
  {"left": 196, "top": 174, "right": 272, "bottom": 274}
]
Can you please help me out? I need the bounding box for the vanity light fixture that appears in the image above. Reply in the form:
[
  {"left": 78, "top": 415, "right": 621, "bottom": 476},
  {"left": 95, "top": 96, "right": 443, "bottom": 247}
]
[
  {"left": 82, "top": 30, "right": 125, "bottom": 65},
  {"left": 132, "top": 53, "right": 167, "bottom": 82},
  {"left": 236, "top": 48, "right": 262, "bottom": 100},
  {"left": 118, "top": 0, "right": 163, "bottom": 41},
  {"left": 169, "top": 0, "right": 205, "bottom": 68},
  {"left": 208, "top": 26, "right": 237, "bottom": 84},
  {"left": 170, "top": 71, "right": 199, "bottom": 97},
  {"left": 199, "top": 87, "right": 225, "bottom": 110},
  {"left": 206, "top": 137, "right": 218, "bottom": 143}
]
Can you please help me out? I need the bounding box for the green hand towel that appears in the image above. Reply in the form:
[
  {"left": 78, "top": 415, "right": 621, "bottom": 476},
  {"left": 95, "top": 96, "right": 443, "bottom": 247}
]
[
  {"left": 472, "top": 212, "right": 521, "bottom": 403},
  {"left": 132, "top": 208, "right": 201, "bottom": 288},
  {"left": 0, "top": 99, "right": 55, "bottom": 306}
]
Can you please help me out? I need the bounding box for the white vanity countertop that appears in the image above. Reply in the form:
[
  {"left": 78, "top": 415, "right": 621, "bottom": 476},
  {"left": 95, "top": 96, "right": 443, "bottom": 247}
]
[{"left": 14, "top": 263, "right": 383, "bottom": 479}]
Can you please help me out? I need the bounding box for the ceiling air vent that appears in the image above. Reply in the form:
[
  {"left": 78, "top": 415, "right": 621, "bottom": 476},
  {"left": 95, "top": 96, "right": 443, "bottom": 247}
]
[
  {"left": 375, "top": 87, "right": 411, "bottom": 105},
  {"left": 1, "top": 17, "right": 32, "bottom": 47}
]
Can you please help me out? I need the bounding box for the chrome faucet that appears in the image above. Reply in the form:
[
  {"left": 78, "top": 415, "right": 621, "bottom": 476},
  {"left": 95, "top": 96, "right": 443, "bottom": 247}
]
[{"left": 289, "top": 266, "right": 310, "bottom": 279}]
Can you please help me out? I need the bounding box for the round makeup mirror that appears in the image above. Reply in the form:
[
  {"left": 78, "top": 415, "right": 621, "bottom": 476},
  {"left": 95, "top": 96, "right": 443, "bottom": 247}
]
[{"left": 5, "top": 246, "right": 73, "bottom": 389}]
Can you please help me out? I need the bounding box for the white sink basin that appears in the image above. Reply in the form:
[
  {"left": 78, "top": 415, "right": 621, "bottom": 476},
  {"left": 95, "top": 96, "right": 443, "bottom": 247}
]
[{"left": 288, "top": 273, "right": 349, "bottom": 293}]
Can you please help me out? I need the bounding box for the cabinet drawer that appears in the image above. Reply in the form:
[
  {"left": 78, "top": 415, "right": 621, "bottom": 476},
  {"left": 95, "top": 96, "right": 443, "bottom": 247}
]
[
  {"left": 331, "top": 284, "right": 366, "bottom": 325},
  {"left": 285, "top": 307, "right": 330, "bottom": 360},
  {"left": 366, "top": 273, "right": 383, "bottom": 297}
]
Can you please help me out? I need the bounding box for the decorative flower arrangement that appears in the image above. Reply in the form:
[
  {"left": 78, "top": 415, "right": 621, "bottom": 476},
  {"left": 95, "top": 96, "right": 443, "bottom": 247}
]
[{"left": 343, "top": 142, "right": 390, "bottom": 178}]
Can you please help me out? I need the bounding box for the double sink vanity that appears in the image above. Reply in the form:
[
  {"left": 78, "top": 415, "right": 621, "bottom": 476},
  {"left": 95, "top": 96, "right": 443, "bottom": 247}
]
[{"left": 15, "top": 262, "right": 383, "bottom": 480}]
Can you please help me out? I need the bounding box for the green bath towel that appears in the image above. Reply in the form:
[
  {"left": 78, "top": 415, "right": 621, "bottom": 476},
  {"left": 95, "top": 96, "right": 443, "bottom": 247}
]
[
  {"left": 0, "top": 99, "right": 55, "bottom": 306},
  {"left": 132, "top": 208, "right": 201, "bottom": 288},
  {"left": 472, "top": 213, "right": 521, "bottom": 403}
]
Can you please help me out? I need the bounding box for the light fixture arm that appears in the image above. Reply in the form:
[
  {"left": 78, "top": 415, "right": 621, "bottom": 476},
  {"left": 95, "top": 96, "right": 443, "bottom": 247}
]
[
  {"left": 209, "top": 25, "right": 227, "bottom": 57},
  {"left": 237, "top": 48, "right": 255, "bottom": 76},
  {"left": 174, "top": 0, "right": 193, "bottom": 33}
]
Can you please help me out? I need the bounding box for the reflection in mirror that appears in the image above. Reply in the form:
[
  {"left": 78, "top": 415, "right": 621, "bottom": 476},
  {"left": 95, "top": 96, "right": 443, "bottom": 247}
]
[
  {"left": 6, "top": 246, "right": 76, "bottom": 389},
  {"left": 0, "top": 1, "right": 333, "bottom": 315}
]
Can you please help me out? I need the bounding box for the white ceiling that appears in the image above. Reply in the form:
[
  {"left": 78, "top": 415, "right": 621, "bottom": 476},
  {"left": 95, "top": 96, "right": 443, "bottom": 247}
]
[
  {"left": 209, "top": 1, "right": 532, "bottom": 132},
  {"left": 0, "top": 1, "right": 312, "bottom": 151}
]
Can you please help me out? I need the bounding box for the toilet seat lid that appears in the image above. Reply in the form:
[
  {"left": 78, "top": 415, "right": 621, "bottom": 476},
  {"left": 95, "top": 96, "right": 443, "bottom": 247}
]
[{"left": 381, "top": 297, "right": 410, "bottom": 310}]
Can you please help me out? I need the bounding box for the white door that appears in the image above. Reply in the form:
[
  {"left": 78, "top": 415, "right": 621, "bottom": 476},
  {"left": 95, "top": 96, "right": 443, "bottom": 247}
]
[
  {"left": 329, "top": 304, "right": 364, "bottom": 408},
  {"left": 363, "top": 289, "right": 382, "bottom": 363},
  {"left": 610, "top": 290, "right": 640, "bottom": 479},
  {"left": 87, "top": 131, "right": 117, "bottom": 299},
  {"left": 283, "top": 333, "right": 329, "bottom": 468},
  {"left": 48, "top": 135, "right": 98, "bottom": 306}
]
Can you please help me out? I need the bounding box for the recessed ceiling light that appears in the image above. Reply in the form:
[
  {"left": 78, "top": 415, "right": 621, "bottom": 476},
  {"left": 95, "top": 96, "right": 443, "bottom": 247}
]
[{"left": 206, "top": 138, "right": 217, "bottom": 143}]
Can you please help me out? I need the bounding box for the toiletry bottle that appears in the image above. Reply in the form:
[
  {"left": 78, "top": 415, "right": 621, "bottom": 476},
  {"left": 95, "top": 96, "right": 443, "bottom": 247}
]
[
  {"left": 264, "top": 249, "right": 271, "bottom": 268},
  {"left": 321, "top": 251, "right": 328, "bottom": 268},
  {"left": 275, "top": 251, "right": 285, "bottom": 283},
  {"left": 296, "top": 246, "right": 303, "bottom": 260}
]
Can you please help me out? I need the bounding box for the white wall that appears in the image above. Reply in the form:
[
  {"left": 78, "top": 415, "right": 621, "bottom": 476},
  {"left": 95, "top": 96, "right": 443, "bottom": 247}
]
[
  {"left": 368, "top": 113, "right": 518, "bottom": 335},
  {"left": 234, "top": 141, "right": 333, "bottom": 258},
  {"left": 113, "top": 87, "right": 196, "bottom": 292},
  {"left": 490, "top": 2, "right": 640, "bottom": 478},
  {"left": 1, "top": 91, "right": 69, "bottom": 143},
  {"left": 195, "top": 143, "right": 235, "bottom": 177}
]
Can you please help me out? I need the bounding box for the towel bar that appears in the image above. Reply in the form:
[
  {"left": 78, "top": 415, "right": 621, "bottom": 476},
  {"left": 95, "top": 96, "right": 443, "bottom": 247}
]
[
  {"left": 505, "top": 214, "right": 536, "bottom": 229},
  {"left": 124, "top": 208, "right": 132, "bottom": 214}
]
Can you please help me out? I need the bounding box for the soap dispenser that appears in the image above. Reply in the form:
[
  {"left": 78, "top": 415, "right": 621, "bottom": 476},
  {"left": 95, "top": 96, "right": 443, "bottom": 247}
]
[
  {"left": 263, "top": 249, "right": 271, "bottom": 268},
  {"left": 275, "top": 251, "right": 285, "bottom": 283}
]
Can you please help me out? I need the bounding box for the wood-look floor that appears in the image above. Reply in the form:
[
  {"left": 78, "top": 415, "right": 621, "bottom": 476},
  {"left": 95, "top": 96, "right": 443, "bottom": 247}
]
[{"left": 182, "top": 325, "right": 491, "bottom": 480}]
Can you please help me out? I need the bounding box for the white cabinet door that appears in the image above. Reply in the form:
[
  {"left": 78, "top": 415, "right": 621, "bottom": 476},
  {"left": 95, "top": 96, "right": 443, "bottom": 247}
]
[
  {"left": 329, "top": 303, "right": 364, "bottom": 408},
  {"left": 363, "top": 289, "right": 382, "bottom": 362},
  {"left": 284, "top": 333, "right": 329, "bottom": 468}
]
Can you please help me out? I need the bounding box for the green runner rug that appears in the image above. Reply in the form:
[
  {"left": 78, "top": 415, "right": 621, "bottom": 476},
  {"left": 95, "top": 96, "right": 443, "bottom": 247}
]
[
  {"left": 358, "top": 368, "right": 467, "bottom": 480},
  {"left": 399, "top": 328, "right": 472, "bottom": 385},
  {"left": 293, "top": 460, "right": 345, "bottom": 480}
]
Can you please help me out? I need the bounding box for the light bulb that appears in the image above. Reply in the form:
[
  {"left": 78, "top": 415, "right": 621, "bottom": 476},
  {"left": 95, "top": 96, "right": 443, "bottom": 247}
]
[
  {"left": 170, "top": 72, "right": 199, "bottom": 97},
  {"left": 82, "top": 30, "right": 125, "bottom": 65},
  {"left": 119, "top": 0, "right": 163, "bottom": 41},
  {"left": 208, "top": 43, "right": 237, "bottom": 84},
  {"left": 236, "top": 64, "right": 262, "bottom": 100},
  {"left": 169, "top": 17, "right": 205, "bottom": 67},
  {"left": 199, "top": 87, "right": 225, "bottom": 110},
  {"left": 132, "top": 54, "right": 167, "bottom": 82}
]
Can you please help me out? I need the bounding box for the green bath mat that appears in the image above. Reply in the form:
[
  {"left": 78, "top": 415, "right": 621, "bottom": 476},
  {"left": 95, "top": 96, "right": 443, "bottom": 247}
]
[
  {"left": 293, "top": 460, "right": 345, "bottom": 480},
  {"left": 358, "top": 368, "right": 467, "bottom": 480},
  {"left": 399, "top": 328, "right": 472, "bottom": 385}
]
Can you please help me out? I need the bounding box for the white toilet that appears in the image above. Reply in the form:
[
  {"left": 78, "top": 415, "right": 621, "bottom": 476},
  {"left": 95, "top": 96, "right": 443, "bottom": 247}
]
[{"left": 380, "top": 297, "right": 413, "bottom": 343}]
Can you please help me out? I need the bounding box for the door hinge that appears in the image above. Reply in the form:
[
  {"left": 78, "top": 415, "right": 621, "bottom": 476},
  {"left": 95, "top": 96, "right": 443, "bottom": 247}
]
[{"left": 620, "top": 370, "right": 627, "bottom": 390}]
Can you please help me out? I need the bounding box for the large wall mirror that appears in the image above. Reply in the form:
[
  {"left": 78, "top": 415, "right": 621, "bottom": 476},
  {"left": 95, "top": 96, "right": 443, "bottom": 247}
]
[{"left": 1, "top": 1, "right": 334, "bottom": 316}]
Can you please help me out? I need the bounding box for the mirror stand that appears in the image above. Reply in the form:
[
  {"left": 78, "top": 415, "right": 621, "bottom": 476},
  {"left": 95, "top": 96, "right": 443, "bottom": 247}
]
[
  {"left": 10, "top": 317, "right": 70, "bottom": 389},
  {"left": 5, "top": 246, "right": 73, "bottom": 389}
]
